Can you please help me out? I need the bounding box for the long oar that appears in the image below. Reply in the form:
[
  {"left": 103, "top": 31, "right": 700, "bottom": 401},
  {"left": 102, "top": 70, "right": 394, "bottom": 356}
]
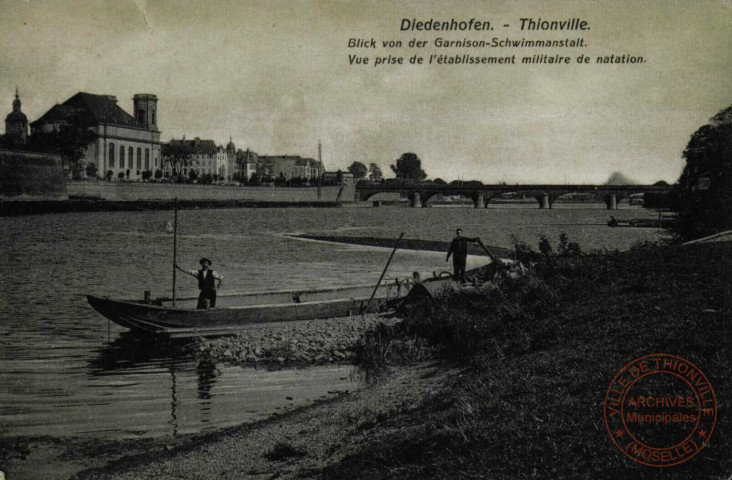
[
  {"left": 361, "top": 232, "right": 404, "bottom": 315},
  {"left": 476, "top": 237, "right": 498, "bottom": 264},
  {"left": 172, "top": 198, "right": 178, "bottom": 307}
]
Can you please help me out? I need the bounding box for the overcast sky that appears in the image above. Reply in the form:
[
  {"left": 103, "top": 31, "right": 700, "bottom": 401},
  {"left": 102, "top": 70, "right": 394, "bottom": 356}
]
[{"left": 1, "top": 0, "right": 729, "bottom": 183}]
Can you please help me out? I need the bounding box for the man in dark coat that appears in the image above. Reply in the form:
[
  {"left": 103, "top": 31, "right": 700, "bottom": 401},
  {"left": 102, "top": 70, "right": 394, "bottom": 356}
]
[
  {"left": 446, "top": 229, "right": 478, "bottom": 283},
  {"left": 176, "top": 258, "right": 224, "bottom": 309}
]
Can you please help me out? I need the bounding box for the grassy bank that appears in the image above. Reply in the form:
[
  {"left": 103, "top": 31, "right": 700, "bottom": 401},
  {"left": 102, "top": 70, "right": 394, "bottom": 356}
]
[{"left": 328, "top": 242, "right": 731, "bottom": 479}]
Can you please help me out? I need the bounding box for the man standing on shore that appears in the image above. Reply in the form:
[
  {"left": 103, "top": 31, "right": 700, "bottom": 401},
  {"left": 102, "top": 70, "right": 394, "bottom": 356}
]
[
  {"left": 446, "top": 229, "right": 478, "bottom": 283},
  {"left": 176, "top": 258, "right": 224, "bottom": 309}
]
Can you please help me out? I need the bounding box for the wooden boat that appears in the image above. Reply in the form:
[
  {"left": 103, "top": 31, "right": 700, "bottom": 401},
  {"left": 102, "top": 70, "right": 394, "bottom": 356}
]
[
  {"left": 87, "top": 283, "right": 404, "bottom": 338},
  {"left": 607, "top": 213, "right": 676, "bottom": 228}
]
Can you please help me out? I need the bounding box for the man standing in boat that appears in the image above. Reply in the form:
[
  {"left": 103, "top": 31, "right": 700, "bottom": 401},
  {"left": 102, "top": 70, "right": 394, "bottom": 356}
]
[
  {"left": 175, "top": 258, "right": 224, "bottom": 309},
  {"left": 446, "top": 229, "right": 479, "bottom": 283}
]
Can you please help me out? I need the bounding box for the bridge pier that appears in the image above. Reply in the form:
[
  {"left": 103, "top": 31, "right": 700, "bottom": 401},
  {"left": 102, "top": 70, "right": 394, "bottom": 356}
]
[
  {"left": 411, "top": 192, "right": 422, "bottom": 208},
  {"left": 474, "top": 194, "right": 485, "bottom": 209},
  {"left": 538, "top": 194, "right": 551, "bottom": 209},
  {"left": 605, "top": 194, "right": 618, "bottom": 210}
]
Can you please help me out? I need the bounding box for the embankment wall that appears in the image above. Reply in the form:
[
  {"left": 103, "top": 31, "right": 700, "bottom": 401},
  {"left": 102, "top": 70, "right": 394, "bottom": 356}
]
[
  {"left": 0, "top": 149, "right": 67, "bottom": 200},
  {"left": 66, "top": 181, "right": 355, "bottom": 202}
]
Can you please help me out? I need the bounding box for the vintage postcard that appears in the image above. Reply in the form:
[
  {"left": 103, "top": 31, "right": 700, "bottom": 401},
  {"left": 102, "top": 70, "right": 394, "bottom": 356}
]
[{"left": 0, "top": 1, "right": 730, "bottom": 479}]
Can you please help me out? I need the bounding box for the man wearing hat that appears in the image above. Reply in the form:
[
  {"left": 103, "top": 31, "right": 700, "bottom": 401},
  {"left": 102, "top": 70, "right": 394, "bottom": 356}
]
[{"left": 175, "top": 258, "right": 224, "bottom": 309}]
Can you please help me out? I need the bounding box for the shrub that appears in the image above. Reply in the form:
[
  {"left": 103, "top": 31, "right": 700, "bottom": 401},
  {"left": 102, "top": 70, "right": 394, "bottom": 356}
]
[{"left": 264, "top": 442, "right": 306, "bottom": 461}]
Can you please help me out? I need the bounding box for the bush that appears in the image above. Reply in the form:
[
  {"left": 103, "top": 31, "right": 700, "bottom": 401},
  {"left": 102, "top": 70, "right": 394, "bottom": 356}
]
[
  {"left": 353, "top": 322, "right": 431, "bottom": 371},
  {"left": 85, "top": 162, "right": 98, "bottom": 178},
  {"left": 264, "top": 442, "right": 306, "bottom": 461}
]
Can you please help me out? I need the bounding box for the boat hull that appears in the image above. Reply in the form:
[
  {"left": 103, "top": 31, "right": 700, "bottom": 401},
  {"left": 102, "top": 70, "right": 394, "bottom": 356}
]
[{"left": 87, "top": 286, "right": 395, "bottom": 337}]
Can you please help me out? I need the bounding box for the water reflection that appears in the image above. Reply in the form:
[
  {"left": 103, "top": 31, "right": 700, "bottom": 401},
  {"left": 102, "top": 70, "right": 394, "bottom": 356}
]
[
  {"left": 89, "top": 332, "right": 179, "bottom": 372},
  {"left": 196, "top": 358, "right": 216, "bottom": 401},
  {"left": 169, "top": 357, "right": 179, "bottom": 436}
]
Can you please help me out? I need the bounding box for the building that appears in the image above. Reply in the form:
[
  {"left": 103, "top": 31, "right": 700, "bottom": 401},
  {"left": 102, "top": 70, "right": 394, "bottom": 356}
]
[
  {"left": 226, "top": 138, "right": 237, "bottom": 179},
  {"left": 163, "top": 137, "right": 227, "bottom": 178},
  {"left": 4, "top": 88, "right": 29, "bottom": 145},
  {"left": 257, "top": 155, "right": 323, "bottom": 181},
  {"left": 29, "top": 92, "right": 161, "bottom": 180},
  {"left": 236, "top": 148, "right": 258, "bottom": 180}
]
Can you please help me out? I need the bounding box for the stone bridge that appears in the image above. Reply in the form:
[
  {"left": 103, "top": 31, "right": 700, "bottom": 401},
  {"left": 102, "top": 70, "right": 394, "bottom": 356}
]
[{"left": 356, "top": 183, "right": 670, "bottom": 209}]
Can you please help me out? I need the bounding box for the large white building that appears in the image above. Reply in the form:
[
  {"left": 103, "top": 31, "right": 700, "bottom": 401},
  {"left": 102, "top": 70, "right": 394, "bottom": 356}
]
[
  {"left": 30, "top": 92, "right": 161, "bottom": 180},
  {"left": 164, "top": 137, "right": 228, "bottom": 178}
]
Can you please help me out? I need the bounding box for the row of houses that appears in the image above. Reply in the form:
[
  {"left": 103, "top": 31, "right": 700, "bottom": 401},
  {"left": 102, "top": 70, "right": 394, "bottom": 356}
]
[
  {"left": 163, "top": 137, "right": 324, "bottom": 182},
  {"left": 4, "top": 90, "right": 325, "bottom": 182}
]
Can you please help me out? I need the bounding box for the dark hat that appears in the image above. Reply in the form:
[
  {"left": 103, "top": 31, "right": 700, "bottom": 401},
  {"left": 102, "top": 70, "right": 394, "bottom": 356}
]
[{"left": 199, "top": 257, "right": 212, "bottom": 265}]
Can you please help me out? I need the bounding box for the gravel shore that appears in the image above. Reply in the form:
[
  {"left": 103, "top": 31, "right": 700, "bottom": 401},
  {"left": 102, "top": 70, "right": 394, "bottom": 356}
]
[
  {"left": 73, "top": 363, "right": 452, "bottom": 480},
  {"left": 188, "top": 314, "right": 399, "bottom": 367}
]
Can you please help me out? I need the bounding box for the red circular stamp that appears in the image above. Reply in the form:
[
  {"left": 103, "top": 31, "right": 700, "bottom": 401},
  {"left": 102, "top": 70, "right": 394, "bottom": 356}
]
[{"left": 604, "top": 353, "right": 717, "bottom": 467}]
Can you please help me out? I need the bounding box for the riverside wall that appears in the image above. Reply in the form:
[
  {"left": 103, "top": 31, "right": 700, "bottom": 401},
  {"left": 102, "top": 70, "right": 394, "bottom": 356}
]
[
  {"left": 65, "top": 181, "right": 355, "bottom": 202},
  {"left": 0, "top": 149, "right": 67, "bottom": 200}
]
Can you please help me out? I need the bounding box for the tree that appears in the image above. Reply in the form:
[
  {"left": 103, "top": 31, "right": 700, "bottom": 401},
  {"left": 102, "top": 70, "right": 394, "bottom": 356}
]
[
  {"left": 28, "top": 115, "right": 96, "bottom": 179},
  {"left": 433, "top": 177, "right": 447, "bottom": 185},
  {"left": 390, "top": 153, "right": 427, "bottom": 183},
  {"left": 368, "top": 163, "right": 383, "bottom": 181},
  {"left": 188, "top": 169, "right": 199, "bottom": 182},
  {"left": 141, "top": 170, "right": 153, "bottom": 181},
  {"left": 162, "top": 142, "right": 194, "bottom": 181},
  {"left": 347, "top": 161, "right": 368, "bottom": 180},
  {"left": 670, "top": 105, "right": 732, "bottom": 241},
  {"left": 85, "top": 162, "right": 98, "bottom": 179},
  {"left": 154, "top": 169, "right": 163, "bottom": 180}
]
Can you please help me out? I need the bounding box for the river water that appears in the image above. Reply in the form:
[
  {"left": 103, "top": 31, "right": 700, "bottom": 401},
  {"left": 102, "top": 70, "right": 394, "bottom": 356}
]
[{"left": 0, "top": 204, "right": 663, "bottom": 439}]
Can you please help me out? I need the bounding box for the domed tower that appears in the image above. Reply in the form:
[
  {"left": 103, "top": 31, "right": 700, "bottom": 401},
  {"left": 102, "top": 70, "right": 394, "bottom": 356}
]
[
  {"left": 5, "top": 88, "right": 28, "bottom": 144},
  {"left": 226, "top": 136, "right": 235, "bottom": 154},
  {"left": 132, "top": 94, "right": 158, "bottom": 130}
]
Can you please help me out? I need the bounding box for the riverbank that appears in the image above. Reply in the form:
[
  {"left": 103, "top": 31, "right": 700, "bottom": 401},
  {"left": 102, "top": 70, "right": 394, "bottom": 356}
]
[
  {"left": 0, "top": 199, "right": 342, "bottom": 216},
  {"left": 3, "top": 241, "right": 729, "bottom": 479},
  {"left": 292, "top": 234, "right": 515, "bottom": 259}
]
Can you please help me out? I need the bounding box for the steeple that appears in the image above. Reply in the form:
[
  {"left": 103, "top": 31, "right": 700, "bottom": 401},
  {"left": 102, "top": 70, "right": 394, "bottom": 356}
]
[
  {"left": 12, "top": 87, "right": 21, "bottom": 113},
  {"left": 5, "top": 87, "right": 29, "bottom": 144}
]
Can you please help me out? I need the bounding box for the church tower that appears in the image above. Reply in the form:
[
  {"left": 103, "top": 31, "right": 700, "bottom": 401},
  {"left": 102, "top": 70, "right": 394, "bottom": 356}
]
[
  {"left": 132, "top": 94, "right": 158, "bottom": 130},
  {"left": 5, "top": 88, "right": 28, "bottom": 144}
]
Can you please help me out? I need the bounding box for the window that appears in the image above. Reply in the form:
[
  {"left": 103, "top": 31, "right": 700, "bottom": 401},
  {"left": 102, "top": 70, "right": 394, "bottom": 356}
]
[
  {"left": 137, "top": 110, "right": 145, "bottom": 124},
  {"left": 128, "top": 147, "right": 133, "bottom": 170},
  {"left": 151, "top": 110, "right": 155, "bottom": 125},
  {"left": 137, "top": 148, "right": 142, "bottom": 170},
  {"left": 698, "top": 178, "right": 711, "bottom": 190},
  {"left": 109, "top": 143, "right": 115, "bottom": 168},
  {"left": 120, "top": 146, "right": 125, "bottom": 168},
  {"left": 145, "top": 149, "right": 150, "bottom": 170}
]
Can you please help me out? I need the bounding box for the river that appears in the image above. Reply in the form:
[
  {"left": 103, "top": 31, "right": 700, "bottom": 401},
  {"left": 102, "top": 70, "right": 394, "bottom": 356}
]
[{"left": 0, "top": 204, "right": 663, "bottom": 439}]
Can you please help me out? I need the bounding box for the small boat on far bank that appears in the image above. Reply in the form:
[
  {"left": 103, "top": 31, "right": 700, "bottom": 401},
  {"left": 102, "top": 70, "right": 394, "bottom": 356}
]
[{"left": 607, "top": 213, "right": 676, "bottom": 228}]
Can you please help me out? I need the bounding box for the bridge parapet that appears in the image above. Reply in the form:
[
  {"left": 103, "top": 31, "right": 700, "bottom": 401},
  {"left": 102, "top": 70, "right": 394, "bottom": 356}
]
[{"left": 356, "top": 183, "right": 669, "bottom": 209}]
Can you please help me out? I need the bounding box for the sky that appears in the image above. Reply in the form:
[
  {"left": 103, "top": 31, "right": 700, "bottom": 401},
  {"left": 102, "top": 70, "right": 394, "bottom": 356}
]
[{"left": 1, "top": 0, "right": 730, "bottom": 183}]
